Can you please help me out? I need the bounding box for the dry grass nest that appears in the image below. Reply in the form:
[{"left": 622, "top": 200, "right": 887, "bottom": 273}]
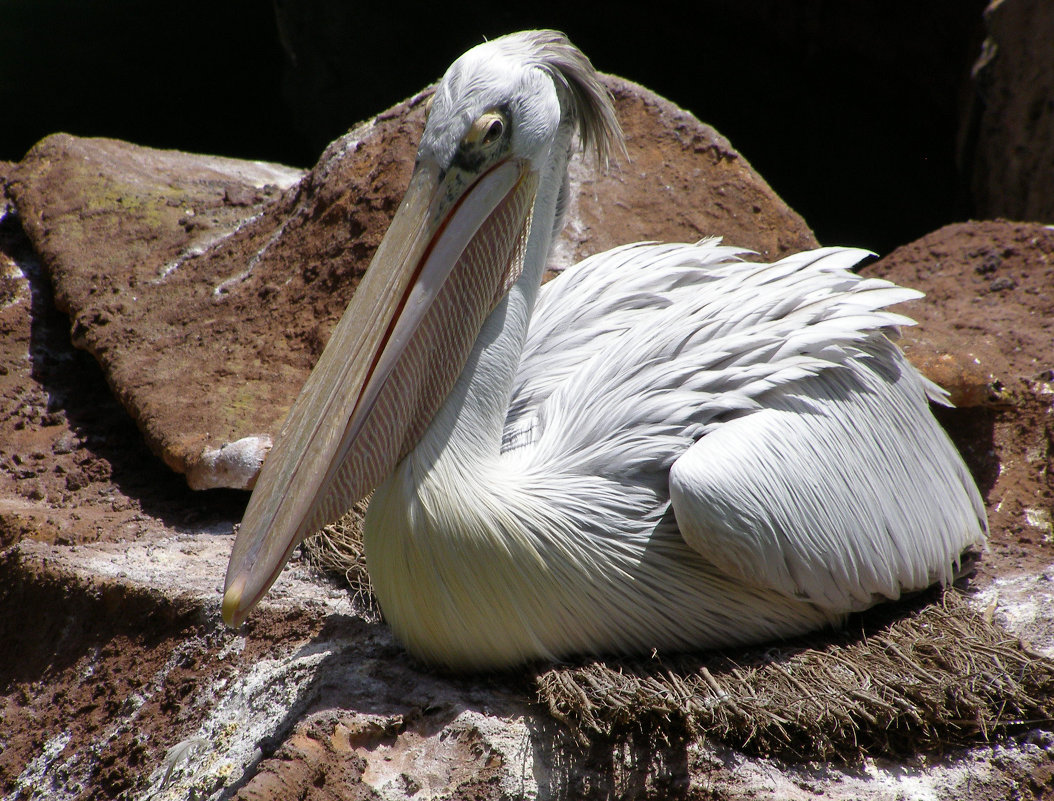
[{"left": 304, "top": 512, "right": 1054, "bottom": 761}]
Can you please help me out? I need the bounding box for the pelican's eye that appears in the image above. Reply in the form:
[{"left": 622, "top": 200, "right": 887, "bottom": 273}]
[
  {"left": 481, "top": 115, "right": 504, "bottom": 145},
  {"left": 464, "top": 110, "right": 507, "bottom": 150}
]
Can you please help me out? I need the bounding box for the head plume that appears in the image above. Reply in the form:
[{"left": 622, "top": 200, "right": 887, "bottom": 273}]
[{"left": 490, "top": 30, "right": 623, "bottom": 167}]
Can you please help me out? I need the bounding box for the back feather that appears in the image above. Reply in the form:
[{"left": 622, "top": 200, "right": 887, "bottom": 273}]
[{"left": 504, "top": 242, "right": 928, "bottom": 465}]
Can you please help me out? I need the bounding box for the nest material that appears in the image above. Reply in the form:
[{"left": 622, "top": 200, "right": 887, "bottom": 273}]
[
  {"left": 304, "top": 518, "right": 1054, "bottom": 761},
  {"left": 535, "top": 590, "right": 1054, "bottom": 760},
  {"left": 301, "top": 500, "right": 378, "bottom": 621}
]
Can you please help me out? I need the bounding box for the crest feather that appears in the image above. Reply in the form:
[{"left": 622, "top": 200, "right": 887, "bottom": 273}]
[{"left": 494, "top": 30, "right": 624, "bottom": 167}]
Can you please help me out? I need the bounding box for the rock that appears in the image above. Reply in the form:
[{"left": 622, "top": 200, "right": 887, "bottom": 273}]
[
  {"left": 865, "top": 220, "right": 1054, "bottom": 398},
  {"left": 186, "top": 435, "right": 273, "bottom": 491},
  {"left": 8, "top": 77, "right": 816, "bottom": 491},
  {"left": 6, "top": 135, "right": 304, "bottom": 490},
  {"left": 271, "top": 3, "right": 986, "bottom": 254},
  {"left": 551, "top": 76, "right": 820, "bottom": 266},
  {"left": 966, "top": 0, "right": 1054, "bottom": 222},
  {"left": 0, "top": 201, "right": 248, "bottom": 552}
]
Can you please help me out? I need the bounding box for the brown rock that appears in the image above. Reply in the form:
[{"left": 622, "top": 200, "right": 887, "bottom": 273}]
[
  {"left": 7, "top": 134, "right": 303, "bottom": 490},
  {"left": 0, "top": 163, "right": 258, "bottom": 552},
  {"left": 556, "top": 76, "right": 819, "bottom": 266},
  {"left": 8, "top": 77, "right": 816, "bottom": 490},
  {"left": 865, "top": 220, "right": 1054, "bottom": 396},
  {"left": 7, "top": 531, "right": 1054, "bottom": 799},
  {"left": 967, "top": 0, "right": 1054, "bottom": 222}
]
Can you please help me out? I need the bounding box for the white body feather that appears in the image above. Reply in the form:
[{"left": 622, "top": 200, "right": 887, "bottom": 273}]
[{"left": 366, "top": 241, "right": 986, "bottom": 669}]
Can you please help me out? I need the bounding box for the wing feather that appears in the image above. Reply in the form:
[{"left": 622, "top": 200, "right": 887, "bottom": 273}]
[
  {"left": 507, "top": 241, "right": 915, "bottom": 457},
  {"left": 668, "top": 350, "right": 986, "bottom": 611}
]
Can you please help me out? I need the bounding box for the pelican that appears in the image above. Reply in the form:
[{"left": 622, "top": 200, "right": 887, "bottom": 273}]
[{"left": 222, "top": 30, "right": 986, "bottom": 670}]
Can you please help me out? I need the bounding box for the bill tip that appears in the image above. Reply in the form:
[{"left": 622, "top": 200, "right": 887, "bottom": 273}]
[{"left": 222, "top": 574, "right": 248, "bottom": 628}]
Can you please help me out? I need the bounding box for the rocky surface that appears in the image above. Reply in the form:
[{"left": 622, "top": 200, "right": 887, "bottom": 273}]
[
  {"left": 967, "top": 0, "right": 1054, "bottom": 224},
  {"left": 1, "top": 75, "right": 1053, "bottom": 800},
  {"left": 5, "top": 135, "right": 304, "bottom": 491},
  {"left": 6, "top": 76, "right": 816, "bottom": 493},
  {"left": 864, "top": 220, "right": 1054, "bottom": 407}
]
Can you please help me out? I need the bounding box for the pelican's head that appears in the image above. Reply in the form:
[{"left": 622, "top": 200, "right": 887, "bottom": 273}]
[
  {"left": 221, "top": 31, "right": 620, "bottom": 626},
  {"left": 420, "top": 31, "right": 619, "bottom": 179}
]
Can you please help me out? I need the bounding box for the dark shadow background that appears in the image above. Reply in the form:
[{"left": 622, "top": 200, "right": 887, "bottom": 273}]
[{"left": 0, "top": 0, "right": 987, "bottom": 253}]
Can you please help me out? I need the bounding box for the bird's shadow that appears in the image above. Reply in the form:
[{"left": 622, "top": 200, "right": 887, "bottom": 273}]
[
  {"left": 933, "top": 404, "right": 999, "bottom": 499},
  {"left": 212, "top": 609, "right": 537, "bottom": 799}
]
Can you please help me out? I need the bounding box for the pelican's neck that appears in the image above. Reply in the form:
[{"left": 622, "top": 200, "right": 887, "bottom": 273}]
[{"left": 412, "top": 127, "right": 573, "bottom": 469}]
